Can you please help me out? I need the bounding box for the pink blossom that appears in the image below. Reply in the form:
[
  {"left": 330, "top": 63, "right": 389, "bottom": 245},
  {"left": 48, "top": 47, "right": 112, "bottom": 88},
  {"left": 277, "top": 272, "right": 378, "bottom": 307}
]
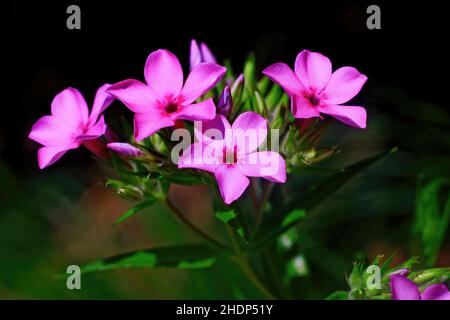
[
  {"left": 28, "top": 85, "right": 113, "bottom": 169},
  {"left": 263, "top": 50, "right": 368, "bottom": 129},
  {"left": 190, "top": 39, "right": 217, "bottom": 69},
  {"left": 107, "top": 49, "right": 226, "bottom": 141},
  {"left": 390, "top": 274, "right": 450, "bottom": 300},
  {"left": 178, "top": 112, "right": 286, "bottom": 204}
]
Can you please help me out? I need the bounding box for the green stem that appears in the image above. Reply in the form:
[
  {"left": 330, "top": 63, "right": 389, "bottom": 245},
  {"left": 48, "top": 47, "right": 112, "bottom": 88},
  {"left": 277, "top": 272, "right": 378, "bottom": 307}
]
[
  {"left": 225, "top": 224, "right": 276, "bottom": 300},
  {"left": 165, "top": 197, "right": 232, "bottom": 254},
  {"left": 252, "top": 181, "right": 274, "bottom": 240},
  {"left": 232, "top": 255, "right": 276, "bottom": 300}
]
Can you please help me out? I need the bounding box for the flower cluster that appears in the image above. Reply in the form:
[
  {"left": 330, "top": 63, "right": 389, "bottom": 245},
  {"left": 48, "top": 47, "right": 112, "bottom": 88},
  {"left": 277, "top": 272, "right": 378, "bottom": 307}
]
[{"left": 29, "top": 42, "right": 367, "bottom": 205}]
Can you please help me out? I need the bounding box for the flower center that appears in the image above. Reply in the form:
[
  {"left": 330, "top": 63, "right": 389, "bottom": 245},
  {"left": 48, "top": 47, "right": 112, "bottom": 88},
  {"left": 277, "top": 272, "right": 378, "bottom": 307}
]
[
  {"left": 223, "top": 146, "right": 237, "bottom": 165},
  {"left": 165, "top": 103, "right": 178, "bottom": 114},
  {"left": 308, "top": 95, "right": 321, "bottom": 106}
]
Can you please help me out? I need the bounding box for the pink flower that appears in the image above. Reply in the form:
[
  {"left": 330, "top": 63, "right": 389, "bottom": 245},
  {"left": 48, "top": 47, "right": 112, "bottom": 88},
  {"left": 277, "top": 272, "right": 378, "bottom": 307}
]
[
  {"left": 28, "top": 85, "right": 113, "bottom": 169},
  {"left": 263, "top": 50, "right": 368, "bottom": 129},
  {"left": 178, "top": 112, "right": 286, "bottom": 204},
  {"left": 190, "top": 39, "right": 217, "bottom": 69},
  {"left": 390, "top": 274, "right": 450, "bottom": 300},
  {"left": 107, "top": 49, "right": 226, "bottom": 141}
]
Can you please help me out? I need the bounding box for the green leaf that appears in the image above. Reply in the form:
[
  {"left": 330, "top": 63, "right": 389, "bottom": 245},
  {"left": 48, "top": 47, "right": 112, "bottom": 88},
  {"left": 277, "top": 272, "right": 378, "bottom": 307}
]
[
  {"left": 79, "top": 244, "right": 223, "bottom": 274},
  {"left": 113, "top": 198, "right": 156, "bottom": 226},
  {"left": 243, "top": 53, "right": 255, "bottom": 97},
  {"left": 256, "top": 76, "right": 271, "bottom": 96},
  {"left": 265, "top": 84, "right": 283, "bottom": 110},
  {"left": 325, "top": 291, "right": 349, "bottom": 300},
  {"left": 411, "top": 176, "right": 450, "bottom": 267},
  {"left": 281, "top": 209, "right": 306, "bottom": 227},
  {"left": 252, "top": 148, "right": 397, "bottom": 249},
  {"left": 216, "top": 210, "right": 248, "bottom": 242}
]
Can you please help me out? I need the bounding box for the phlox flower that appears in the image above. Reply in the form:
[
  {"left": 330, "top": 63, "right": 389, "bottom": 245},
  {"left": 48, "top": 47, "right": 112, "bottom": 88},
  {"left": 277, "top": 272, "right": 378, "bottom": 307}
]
[
  {"left": 263, "top": 50, "right": 368, "bottom": 129},
  {"left": 107, "top": 49, "right": 226, "bottom": 141},
  {"left": 178, "top": 112, "right": 286, "bottom": 204},
  {"left": 390, "top": 274, "right": 450, "bottom": 300},
  {"left": 28, "top": 85, "right": 112, "bottom": 169},
  {"left": 190, "top": 39, "right": 217, "bottom": 69}
]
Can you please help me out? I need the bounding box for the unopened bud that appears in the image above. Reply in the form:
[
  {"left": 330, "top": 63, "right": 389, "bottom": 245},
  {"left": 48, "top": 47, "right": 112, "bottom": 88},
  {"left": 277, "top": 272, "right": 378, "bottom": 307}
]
[
  {"left": 117, "top": 185, "right": 144, "bottom": 200},
  {"left": 218, "top": 85, "right": 233, "bottom": 117}
]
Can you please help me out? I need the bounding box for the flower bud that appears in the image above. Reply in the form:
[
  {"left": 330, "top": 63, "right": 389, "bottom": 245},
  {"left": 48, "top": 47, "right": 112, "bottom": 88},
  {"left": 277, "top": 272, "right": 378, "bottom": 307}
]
[
  {"left": 231, "top": 74, "right": 244, "bottom": 97},
  {"left": 117, "top": 185, "right": 144, "bottom": 200},
  {"left": 217, "top": 85, "right": 233, "bottom": 117},
  {"left": 107, "top": 142, "right": 144, "bottom": 157}
]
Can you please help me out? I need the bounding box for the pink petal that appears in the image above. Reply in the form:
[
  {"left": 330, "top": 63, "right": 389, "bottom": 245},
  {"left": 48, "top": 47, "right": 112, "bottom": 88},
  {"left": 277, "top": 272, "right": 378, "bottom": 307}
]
[
  {"left": 421, "top": 284, "right": 450, "bottom": 300},
  {"left": 194, "top": 114, "right": 231, "bottom": 147},
  {"left": 107, "top": 142, "right": 144, "bottom": 157},
  {"left": 322, "top": 67, "right": 368, "bottom": 104},
  {"left": 29, "top": 116, "right": 76, "bottom": 146},
  {"left": 78, "top": 116, "right": 107, "bottom": 140},
  {"left": 107, "top": 79, "right": 158, "bottom": 113},
  {"left": 190, "top": 39, "right": 202, "bottom": 70},
  {"left": 390, "top": 275, "right": 421, "bottom": 300},
  {"left": 200, "top": 43, "right": 217, "bottom": 64},
  {"left": 178, "top": 142, "right": 220, "bottom": 173},
  {"left": 134, "top": 112, "right": 175, "bottom": 141},
  {"left": 215, "top": 166, "right": 250, "bottom": 204},
  {"left": 262, "top": 62, "right": 304, "bottom": 97},
  {"left": 291, "top": 95, "right": 321, "bottom": 119},
  {"left": 232, "top": 111, "right": 268, "bottom": 155},
  {"left": 37, "top": 143, "right": 79, "bottom": 169},
  {"left": 295, "top": 50, "right": 332, "bottom": 93},
  {"left": 238, "top": 151, "right": 286, "bottom": 183},
  {"left": 51, "top": 87, "right": 89, "bottom": 127},
  {"left": 144, "top": 49, "right": 183, "bottom": 99},
  {"left": 89, "top": 83, "right": 114, "bottom": 124},
  {"left": 175, "top": 98, "right": 216, "bottom": 121},
  {"left": 179, "top": 63, "right": 226, "bottom": 104},
  {"left": 318, "top": 105, "right": 367, "bottom": 129}
]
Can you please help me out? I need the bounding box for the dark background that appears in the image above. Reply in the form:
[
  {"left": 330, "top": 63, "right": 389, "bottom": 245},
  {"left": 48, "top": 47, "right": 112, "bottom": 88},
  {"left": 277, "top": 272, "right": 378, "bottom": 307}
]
[{"left": 1, "top": 1, "right": 449, "bottom": 299}]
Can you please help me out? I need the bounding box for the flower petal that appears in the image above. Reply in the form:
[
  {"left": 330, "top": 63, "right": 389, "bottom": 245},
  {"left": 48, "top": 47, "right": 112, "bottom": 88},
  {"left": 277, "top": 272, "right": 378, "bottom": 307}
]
[
  {"left": 89, "top": 83, "right": 114, "bottom": 124},
  {"left": 238, "top": 151, "right": 286, "bottom": 183},
  {"left": 262, "top": 62, "right": 304, "bottom": 97},
  {"left": 291, "top": 95, "right": 321, "bottom": 119},
  {"left": 390, "top": 275, "right": 421, "bottom": 300},
  {"left": 421, "top": 284, "right": 450, "bottom": 300},
  {"left": 190, "top": 39, "right": 202, "bottom": 70},
  {"left": 107, "top": 79, "right": 158, "bottom": 113},
  {"left": 37, "top": 143, "right": 79, "bottom": 169},
  {"left": 180, "top": 63, "right": 226, "bottom": 104},
  {"left": 194, "top": 114, "right": 231, "bottom": 148},
  {"left": 200, "top": 42, "right": 217, "bottom": 64},
  {"left": 107, "top": 142, "right": 144, "bottom": 157},
  {"left": 175, "top": 98, "right": 216, "bottom": 121},
  {"left": 215, "top": 166, "right": 250, "bottom": 204},
  {"left": 322, "top": 67, "right": 367, "bottom": 104},
  {"left": 178, "top": 142, "right": 220, "bottom": 173},
  {"left": 294, "top": 50, "right": 332, "bottom": 93},
  {"left": 78, "top": 116, "right": 107, "bottom": 140},
  {"left": 51, "top": 87, "right": 89, "bottom": 127},
  {"left": 232, "top": 111, "right": 268, "bottom": 155},
  {"left": 318, "top": 105, "right": 367, "bottom": 129},
  {"left": 134, "top": 112, "right": 175, "bottom": 141},
  {"left": 29, "top": 116, "right": 76, "bottom": 146},
  {"left": 144, "top": 49, "right": 183, "bottom": 99}
]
